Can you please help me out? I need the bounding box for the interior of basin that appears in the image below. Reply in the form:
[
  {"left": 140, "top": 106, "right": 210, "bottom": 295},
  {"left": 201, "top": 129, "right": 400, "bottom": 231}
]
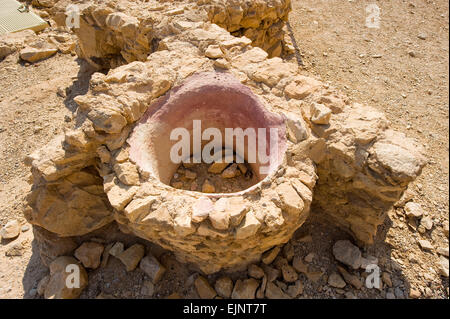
[{"left": 128, "top": 72, "right": 287, "bottom": 193}]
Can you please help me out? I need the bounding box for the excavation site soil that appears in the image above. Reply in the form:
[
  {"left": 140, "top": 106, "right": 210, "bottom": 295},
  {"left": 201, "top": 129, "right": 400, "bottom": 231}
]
[{"left": 0, "top": 0, "right": 448, "bottom": 299}]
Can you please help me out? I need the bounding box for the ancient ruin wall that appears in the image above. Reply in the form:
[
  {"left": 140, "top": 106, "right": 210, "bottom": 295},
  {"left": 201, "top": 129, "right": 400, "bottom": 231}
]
[
  {"left": 24, "top": 2, "right": 426, "bottom": 273},
  {"left": 43, "top": 0, "right": 293, "bottom": 69}
]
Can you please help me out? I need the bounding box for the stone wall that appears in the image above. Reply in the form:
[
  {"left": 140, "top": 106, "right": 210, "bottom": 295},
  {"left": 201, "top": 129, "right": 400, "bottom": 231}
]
[
  {"left": 37, "top": 0, "right": 292, "bottom": 68},
  {"left": 24, "top": 5, "right": 425, "bottom": 273}
]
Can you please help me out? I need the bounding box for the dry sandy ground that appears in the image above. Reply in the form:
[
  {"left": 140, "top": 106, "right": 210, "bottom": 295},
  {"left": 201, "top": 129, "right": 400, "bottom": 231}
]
[{"left": 0, "top": 0, "right": 448, "bottom": 299}]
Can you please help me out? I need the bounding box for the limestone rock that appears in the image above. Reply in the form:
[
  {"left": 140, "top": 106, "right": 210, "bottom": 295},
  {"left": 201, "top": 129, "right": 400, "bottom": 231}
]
[
  {"left": 202, "top": 179, "right": 216, "bottom": 193},
  {"left": 292, "top": 256, "right": 308, "bottom": 274},
  {"left": 44, "top": 256, "right": 88, "bottom": 299},
  {"left": 20, "top": 42, "right": 58, "bottom": 63},
  {"left": 0, "top": 220, "right": 20, "bottom": 239},
  {"left": 261, "top": 246, "right": 281, "bottom": 265},
  {"left": 328, "top": 272, "right": 346, "bottom": 288},
  {"left": 235, "top": 211, "right": 261, "bottom": 239},
  {"left": 192, "top": 197, "right": 214, "bottom": 223},
  {"left": 139, "top": 255, "right": 166, "bottom": 283},
  {"left": 231, "top": 278, "right": 259, "bottom": 299},
  {"left": 117, "top": 244, "right": 145, "bottom": 271},
  {"left": 209, "top": 208, "right": 230, "bottom": 230},
  {"left": 74, "top": 242, "right": 104, "bottom": 269},
  {"left": 214, "top": 277, "right": 233, "bottom": 298},
  {"left": 404, "top": 202, "right": 423, "bottom": 218},
  {"left": 418, "top": 239, "right": 433, "bottom": 251},
  {"left": 286, "top": 280, "right": 303, "bottom": 298},
  {"left": 337, "top": 266, "right": 363, "bottom": 289},
  {"left": 439, "top": 256, "right": 449, "bottom": 277},
  {"left": 281, "top": 264, "right": 298, "bottom": 283},
  {"left": 332, "top": 240, "right": 362, "bottom": 269},
  {"left": 194, "top": 276, "right": 217, "bottom": 299},
  {"left": 208, "top": 161, "right": 229, "bottom": 174},
  {"left": 248, "top": 264, "right": 265, "bottom": 279},
  {"left": 265, "top": 282, "right": 289, "bottom": 299},
  {"left": 109, "top": 242, "right": 124, "bottom": 257},
  {"left": 310, "top": 103, "right": 332, "bottom": 125},
  {"left": 221, "top": 163, "right": 239, "bottom": 178},
  {"left": 205, "top": 45, "right": 224, "bottom": 59}
]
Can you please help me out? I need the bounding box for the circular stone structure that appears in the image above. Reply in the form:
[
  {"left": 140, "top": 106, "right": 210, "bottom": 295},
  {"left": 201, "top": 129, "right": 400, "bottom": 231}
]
[
  {"left": 25, "top": 19, "right": 425, "bottom": 274},
  {"left": 128, "top": 72, "right": 287, "bottom": 192},
  {"left": 122, "top": 72, "right": 311, "bottom": 273}
]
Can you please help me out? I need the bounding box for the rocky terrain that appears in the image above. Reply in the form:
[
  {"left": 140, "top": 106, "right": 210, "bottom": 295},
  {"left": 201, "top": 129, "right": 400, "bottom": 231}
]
[{"left": 0, "top": 0, "right": 448, "bottom": 299}]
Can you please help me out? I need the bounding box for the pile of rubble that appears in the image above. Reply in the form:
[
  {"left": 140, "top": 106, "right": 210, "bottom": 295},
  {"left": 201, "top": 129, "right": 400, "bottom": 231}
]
[{"left": 170, "top": 157, "right": 256, "bottom": 193}]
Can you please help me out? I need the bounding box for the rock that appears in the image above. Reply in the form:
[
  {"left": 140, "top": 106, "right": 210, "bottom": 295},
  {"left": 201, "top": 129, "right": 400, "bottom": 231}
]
[
  {"left": 37, "top": 275, "right": 50, "bottom": 296},
  {"left": 332, "top": 240, "right": 362, "bottom": 269},
  {"left": 248, "top": 264, "right": 265, "bottom": 279},
  {"left": 231, "top": 278, "right": 259, "bottom": 299},
  {"left": 208, "top": 161, "right": 229, "bottom": 174},
  {"left": 292, "top": 256, "right": 308, "bottom": 273},
  {"left": 195, "top": 276, "right": 217, "bottom": 299},
  {"left": 202, "top": 179, "right": 216, "bottom": 193},
  {"left": 282, "top": 243, "right": 295, "bottom": 262},
  {"left": 20, "top": 42, "right": 58, "bottom": 63},
  {"left": 141, "top": 280, "right": 155, "bottom": 296},
  {"left": 214, "top": 277, "right": 233, "bottom": 298},
  {"left": 184, "top": 169, "right": 197, "bottom": 180},
  {"left": 304, "top": 252, "right": 316, "bottom": 263},
  {"left": 192, "top": 197, "right": 214, "bottom": 223},
  {"left": 394, "top": 287, "right": 405, "bottom": 299},
  {"left": 284, "top": 76, "right": 321, "bottom": 99},
  {"left": 286, "top": 280, "right": 303, "bottom": 298},
  {"left": 139, "top": 254, "right": 166, "bottom": 283},
  {"left": 437, "top": 247, "right": 449, "bottom": 257},
  {"left": 44, "top": 256, "right": 88, "bottom": 299},
  {"left": 343, "top": 291, "right": 356, "bottom": 299},
  {"left": 386, "top": 291, "right": 396, "bottom": 299},
  {"left": 404, "top": 202, "right": 423, "bottom": 218},
  {"left": 261, "top": 264, "right": 280, "bottom": 282},
  {"left": 5, "top": 242, "right": 24, "bottom": 256},
  {"left": 261, "top": 246, "right": 281, "bottom": 264},
  {"left": 281, "top": 264, "right": 298, "bottom": 283},
  {"left": 0, "top": 220, "right": 20, "bottom": 239},
  {"left": 21, "top": 225, "right": 30, "bottom": 232},
  {"left": 209, "top": 207, "right": 230, "bottom": 230},
  {"left": 237, "top": 163, "right": 248, "bottom": 175},
  {"left": 109, "top": 242, "right": 124, "bottom": 257},
  {"left": 409, "top": 288, "right": 421, "bottom": 299},
  {"left": 235, "top": 211, "right": 261, "bottom": 239},
  {"left": 328, "top": 272, "right": 346, "bottom": 288},
  {"left": 117, "top": 244, "right": 145, "bottom": 271},
  {"left": 310, "top": 103, "right": 332, "bottom": 125},
  {"left": 275, "top": 280, "right": 287, "bottom": 291},
  {"left": 265, "top": 282, "right": 289, "bottom": 299},
  {"left": 382, "top": 272, "right": 393, "bottom": 288},
  {"left": 74, "top": 242, "right": 104, "bottom": 269},
  {"left": 205, "top": 45, "right": 224, "bottom": 59},
  {"left": 221, "top": 163, "right": 239, "bottom": 178},
  {"left": 418, "top": 239, "right": 433, "bottom": 251},
  {"left": 337, "top": 266, "right": 363, "bottom": 289},
  {"left": 418, "top": 33, "right": 427, "bottom": 40},
  {"left": 439, "top": 256, "right": 449, "bottom": 277},
  {"left": 285, "top": 112, "right": 308, "bottom": 143},
  {"left": 276, "top": 182, "right": 304, "bottom": 215},
  {"left": 443, "top": 221, "right": 449, "bottom": 237},
  {"left": 114, "top": 162, "right": 140, "bottom": 185},
  {"left": 420, "top": 216, "right": 433, "bottom": 230}
]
